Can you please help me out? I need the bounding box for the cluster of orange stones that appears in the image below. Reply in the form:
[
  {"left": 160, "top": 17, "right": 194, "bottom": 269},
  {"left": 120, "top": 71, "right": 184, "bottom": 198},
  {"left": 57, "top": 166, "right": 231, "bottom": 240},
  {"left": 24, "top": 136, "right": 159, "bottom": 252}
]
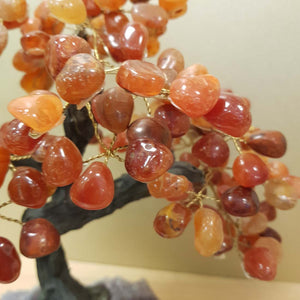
[{"left": 0, "top": 0, "right": 299, "bottom": 285}]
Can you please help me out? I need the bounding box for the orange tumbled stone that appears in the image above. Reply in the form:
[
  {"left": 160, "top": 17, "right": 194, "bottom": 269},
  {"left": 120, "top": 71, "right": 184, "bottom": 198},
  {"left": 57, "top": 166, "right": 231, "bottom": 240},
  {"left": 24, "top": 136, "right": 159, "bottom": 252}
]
[
  {"left": 241, "top": 212, "right": 268, "bottom": 236},
  {"left": 48, "top": 0, "right": 87, "bottom": 24},
  {"left": 82, "top": 0, "right": 101, "bottom": 17},
  {"left": 8, "top": 93, "right": 63, "bottom": 134},
  {"left": 20, "top": 218, "right": 60, "bottom": 258},
  {"left": 0, "top": 0, "right": 27, "bottom": 22},
  {"left": 21, "top": 31, "right": 50, "bottom": 56},
  {"left": 267, "top": 160, "right": 289, "bottom": 179},
  {"left": 70, "top": 162, "right": 114, "bottom": 210},
  {"left": 94, "top": 0, "right": 126, "bottom": 11},
  {"left": 177, "top": 64, "right": 208, "bottom": 78},
  {"left": 254, "top": 237, "right": 282, "bottom": 263},
  {"left": 56, "top": 53, "right": 105, "bottom": 105},
  {"left": 20, "top": 68, "right": 53, "bottom": 93},
  {"left": 20, "top": 18, "right": 42, "bottom": 35},
  {"left": 159, "top": 0, "right": 187, "bottom": 18},
  {"left": 194, "top": 207, "right": 224, "bottom": 257},
  {"left": 170, "top": 74, "right": 220, "bottom": 118},
  {"left": 0, "top": 147, "right": 10, "bottom": 188},
  {"left": 42, "top": 137, "right": 82, "bottom": 187},
  {"left": 0, "top": 23, "right": 8, "bottom": 55},
  {"left": 13, "top": 50, "right": 44, "bottom": 73},
  {"left": 157, "top": 48, "right": 184, "bottom": 73},
  {"left": 117, "top": 60, "right": 165, "bottom": 97}
]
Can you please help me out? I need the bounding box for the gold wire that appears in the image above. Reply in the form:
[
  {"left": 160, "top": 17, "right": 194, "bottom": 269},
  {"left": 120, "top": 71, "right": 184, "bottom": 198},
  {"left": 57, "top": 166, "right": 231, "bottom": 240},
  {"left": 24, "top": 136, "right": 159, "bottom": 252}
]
[
  {"left": 8, "top": 163, "right": 16, "bottom": 172},
  {"left": 143, "top": 97, "right": 152, "bottom": 116},
  {"left": 83, "top": 153, "right": 106, "bottom": 164},
  {"left": 0, "top": 200, "right": 12, "bottom": 209},
  {"left": 10, "top": 155, "right": 32, "bottom": 161},
  {"left": 0, "top": 214, "right": 23, "bottom": 226}
]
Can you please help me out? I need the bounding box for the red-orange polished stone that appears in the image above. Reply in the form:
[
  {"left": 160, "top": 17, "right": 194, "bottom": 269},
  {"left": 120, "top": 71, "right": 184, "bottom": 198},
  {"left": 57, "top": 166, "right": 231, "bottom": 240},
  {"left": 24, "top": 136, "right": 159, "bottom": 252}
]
[
  {"left": 56, "top": 53, "right": 105, "bottom": 105},
  {"left": 179, "top": 152, "right": 200, "bottom": 167},
  {"left": 20, "top": 17, "right": 42, "bottom": 35},
  {"left": 92, "top": 86, "right": 134, "bottom": 134},
  {"left": 82, "top": 0, "right": 102, "bottom": 17},
  {"left": 244, "top": 247, "right": 277, "bottom": 281},
  {"left": 233, "top": 153, "right": 269, "bottom": 187},
  {"left": 20, "top": 218, "right": 60, "bottom": 258},
  {"left": 0, "top": 0, "right": 27, "bottom": 22},
  {"left": 104, "top": 11, "right": 129, "bottom": 34},
  {"left": 170, "top": 74, "right": 220, "bottom": 118},
  {"left": 157, "top": 48, "right": 184, "bottom": 73},
  {"left": 8, "top": 167, "right": 48, "bottom": 208},
  {"left": 117, "top": 60, "right": 165, "bottom": 97},
  {"left": 21, "top": 68, "right": 53, "bottom": 93},
  {"left": 267, "top": 160, "right": 289, "bottom": 179},
  {"left": 259, "top": 201, "right": 276, "bottom": 221},
  {"left": 21, "top": 31, "right": 50, "bottom": 56},
  {"left": 94, "top": 0, "right": 126, "bottom": 11},
  {"left": 45, "top": 34, "right": 91, "bottom": 78},
  {"left": 70, "top": 162, "right": 114, "bottom": 210},
  {"left": 159, "top": 0, "right": 187, "bottom": 19},
  {"left": 13, "top": 50, "right": 44, "bottom": 73},
  {"left": 0, "top": 147, "right": 10, "bottom": 188},
  {"left": 42, "top": 137, "right": 82, "bottom": 187},
  {"left": 177, "top": 64, "right": 208, "bottom": 78},
  {"left": 0, "top": 237, "right": 21, "bottom": 283},
  {"left": 125, "top": 139, "right": 173, "bottom": 182},
  {"left": 32, "top": 134, "right": 57, "bottom": 162}
]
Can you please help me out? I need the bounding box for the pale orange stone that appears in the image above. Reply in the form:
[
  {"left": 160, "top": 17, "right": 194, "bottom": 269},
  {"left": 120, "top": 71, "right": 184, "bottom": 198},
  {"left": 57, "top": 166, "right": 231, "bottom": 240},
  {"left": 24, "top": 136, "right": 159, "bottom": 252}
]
[
  {"left": 94, "top": 0, "right": 126, "bottom": 11},
  {"left": 48, "top": 0, "right": 87, "bottom": 24},
  {"left": 241, "top": 212, "right": 268, "bottom": 235},
  {"left": 254, "top": 237, "right": 282, "bottom": 263},
  {"left": 0, "top": 0, "right": 27, "bottom": 22},
  {"left": 8, "top": 94, "right": 63, "bottom": 133},
  {"left": 177, "top": 64, "right": 208, "bottom": 78}
]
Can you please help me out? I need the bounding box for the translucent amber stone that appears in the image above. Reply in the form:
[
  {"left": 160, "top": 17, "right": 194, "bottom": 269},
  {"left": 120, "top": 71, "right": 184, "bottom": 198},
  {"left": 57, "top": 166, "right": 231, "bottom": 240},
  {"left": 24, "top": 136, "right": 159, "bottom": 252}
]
[
  {"left": 194, "top": 207, "right": 224, "bottom": 257},
  {"left": 264, "top": 178, "right": 297, "bottom": 210},
  {"left": 267, "top": 160, "right": 289, "bottom": 179},
  {"left": 8, "top": 167, "right": 48, "bottom": 208},
  {"left": 34, "top": 2, "right": 65, "bottom": 35},
  {"left": 246, "top": 130, "right": 287, "bottom": 158},
  {"left": 0, "top": 23, "right": 8, "bottom": 55},
  {"left": 13, "top": 50, "right": 44, "bottom": 73},
  {"left": 0, "top": 237, "right": 21, "bottom": 283},
  {"left": 32, "top": 134, "right": 57, "bottom": 162},
  {"left": 1, "top": 119, "right": 44, "bottom": 156},
  {"left": 45, "top": 34, "right": 91, "bottom": 78},
  {"left": 159, "top": 0, "right": 187, "bottom": 19},
  {"left": 154, "top": 103, "right": 190, "bottom": 138},
  {"left": 0, "top": 0, "right": 27, "bottom": 22},
  {"left": 285, "top": 175, "right": 300, "bottom": 198},
  {"left": 221, "top": 186, "right": 260, "bottom": 217},
  {"left": 94, "top": 0, "right": 126, "bottom": 11},
  {"left": 20, "top": 218, "right": 60, "bottom": 258},
  {"left": 157, "top": 48, "right": 184, "bottom": 73},
  {"left": 82, "top": 0, "right": 101, "bottom": 17},
  {"left": 244, "top": 247, "right": 277, "bottom": 281},
  {"left": 204, "top": 92, "right": 252, "bottom": 137},
  {"left": 241, "top": 212, "right": 268, "bottom": 236},
  {"left": 56, "top": 53, "right": 105, "bottom": 105},
  {"left": 192, "top": 132, "right": 229, "bottom": 167},
  {"left": 215, "top": 219, "right": 236, "bottom": 255},
  {"left": 70, "top": 162, "right": 114, "bottom": 210},
  {"left": 104, "top": 11, "right": 129, "bottom": 34},
  {"left": 147, "top": 36, "right": 160, "bottom": 57},
  {"left": 21, "top": 31, "right": 50, "bottom": 56},
  {"left": 92, "top": 87, "right": 134, "bottom": 134},
  {"left": 20, "top": 68, "right": 53, "bottom": 93},
  {"left": 42, "top": 137, "right": 82, "bottom": 187},
  {"left": 48, "top": 0, "right": 87, "bottom": 24},
  {"left": 8, "top": 93, "right": 63, "bottom": 133},
  {"left": 233, "top": 153, "right": 269, "bottom": 187},
  {"left": 177, "top": 64, "right": 208, "bottom": 78},
  {"left": 254, "top": 237, "right": 282, "bottom": 263},
  {"left": 147, "top": 172, "right": 191, "bottom": 199},
  {"left": 259, "top": 201, "right": 276, "bottom": 221},
  {"left": 0, "top": 147, "right": 10, "bottom": 188},
  {"left": 260, "top": 227, "right": 282, "bottom": 243},
  {"left": 125, "top": 139, "right": 173, "bottom": 182},
  {"left": 118, "top": 60, "right": 166, "bottom": 97},
  {"left": 170, "top": 75, "right": 220, "bottom": 118},
  {"left": 131, "top": 4, "right": 169, "bottom": 34},
  {"left": 153, "top": 203, "right": 192, "bottom": 238},
  {"left": 238, "top": 234, "right": 259, "bottom": 253},
  {"left": 179, "top": 152, "right": 200, "bottom": 168},
  {"left": 161, "top": 68, "right": 177, "bottom": 89},
  {"left": 127, "top": 117, "right": 172, "bottom": 148},
  {"left": 20, "top": 18, "right": 42, "bottom": 35}
]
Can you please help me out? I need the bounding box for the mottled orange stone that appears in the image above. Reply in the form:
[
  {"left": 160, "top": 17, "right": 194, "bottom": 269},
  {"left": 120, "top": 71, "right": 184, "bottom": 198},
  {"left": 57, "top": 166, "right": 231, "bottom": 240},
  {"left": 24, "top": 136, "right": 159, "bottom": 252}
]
[
  {"left": 177, "top": 64, "right": 208, "bottom": 78},
  {"left": 0, "top": 147, "right": 10, "bottom": 188},
  {"left": 21, "top": 31, "right": 50, "bottom": 56},
  {"left": 42, "top": 137, "right": 82, "bottom": 187},
  {"left": 55, "top": 53, "right": 105, "bottom": 105},
  {"left": 34, "top": 1, "right": 65, "bottom": 35},
  {"left": 241, "top": 212, "right": 268, "bottom": 235},
  {"left": 158, "top": 0, "right": 187, "bottom": 18},
  {"left": 146, "top": 36, "right": 160, "bottom": 57},
  {"left": 0, "top": 23, "right": 8, "bottom": 55},
  {"left": 157, "top": 48, "right": 184, "bottom": 73},
  {"left": 45, "top": 34, "right": 91, "bottom": 79},
  {"left": 92, "top": 86, "right": 134, "bottom": 134},
  {"left": 0, "top": 237, "right": 21, "bottom": 284},
  {"left": 238, "top": 234, "right": 260, "bottom": 253},
  {"left": 259, "top": 201, "right": 276, "bottom": 221},
  {"left": 32, "top": 134, "right": 57, "bottom": 162},
  {"left": 70, "top": 162, "right": 114, "bottom": 210},
  {"left": 20, "top": 18, "right": 42, "bottom": 35},
  {"left": 104, "top": 11, "right": 129, "bottom": 34},
  {"left": 117, "top": 60, "right": 165, "bottom": 97},
  {"left": 13, "top": 50, "right": 44, "bottom": 73},
  {"left": 194, "top": 207, "right": 224, "bottom": 257},
  {"left": 254, "top": 237, "right": 282, "bottom": 263},
  {"left": 147, "top": 172, "right": 191, "bottom": 199},
  {"left": 20, "top": 68, "right": 53, "bottom": 93},
  {"left": 244, "top": 247, "right": 277, "bottom": 281},
  {"left": 233, "top": 153, "right": 269, "bottom": 187},
  {"left": 8, "top": 167, "right": 48, "bottom": 208},
  {"left": 153, "top": 203, "right": 192, "bottom": 238},
  {"left": 125, "top": 139, "right": 174, "bottom": 182},
  {"left": 82, "top": 0, "right": 102, "bottom": 17},
  {"left": 94, "top": 0, "right": 126, "bottom": 11},
  {"left": 8, "top": 93, "right": 63, "bottom": 134},
  {"left": 0, "top": 0, "right": 27, "bottom": 22},
  {"left": 48, "top": 0, "right": 87, "bottom": 24},
  {"left": 20, "top": 218, "right": 60, "bottom": 258},
  {"left": 170, "top": 74, "right": 220, "bottom": 118},
  {"left": 267, "top": 160, "right": 289, "bottom": 179},
  {"left": 179, "top": 152, "right": 200, "bottom": 167}
]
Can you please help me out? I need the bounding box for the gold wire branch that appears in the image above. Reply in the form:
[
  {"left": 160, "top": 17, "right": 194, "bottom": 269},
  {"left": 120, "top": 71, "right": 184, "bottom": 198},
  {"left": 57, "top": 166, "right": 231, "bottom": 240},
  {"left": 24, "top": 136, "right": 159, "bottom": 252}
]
[
  {"left": 10, "top": 155, "right": 32, "bottom": 161},
  {"left": 0, "top": 200, "right": 12, "bottom": 209},
  {"left": 0, "top": 214, "right": 23, "bottom": 226},
  {"left": 9, "top": 163, "right": 16, "bottom": 172},
  {"left": 143, "top": 97, "right": 152, "bottom": 116}
]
